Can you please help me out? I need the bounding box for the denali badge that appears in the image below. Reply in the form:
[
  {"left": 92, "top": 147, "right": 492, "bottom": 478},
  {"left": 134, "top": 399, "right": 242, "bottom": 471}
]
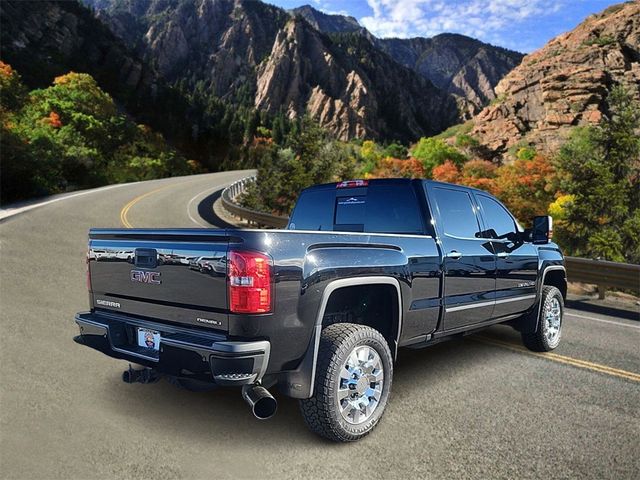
[
  {"left": 196, "top": 317, "right": 222, "bottom": 326},
  {"left": 130, "top": 270, "right": 161, "bottom": 285}
]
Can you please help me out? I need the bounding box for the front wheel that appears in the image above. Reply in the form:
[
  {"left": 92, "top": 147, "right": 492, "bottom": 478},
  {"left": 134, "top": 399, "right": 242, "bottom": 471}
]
[
  {"left": 299, "top": 323, "right": 393, "bottom": 442},
  {"left": 522, "top": 286, "right": 564, "bottom": 352}
]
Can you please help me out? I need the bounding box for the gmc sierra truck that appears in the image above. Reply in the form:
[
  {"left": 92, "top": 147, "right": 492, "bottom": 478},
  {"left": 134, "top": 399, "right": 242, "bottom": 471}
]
[{"left": 74, "top": 178, "right": 566, "bottom": 442}]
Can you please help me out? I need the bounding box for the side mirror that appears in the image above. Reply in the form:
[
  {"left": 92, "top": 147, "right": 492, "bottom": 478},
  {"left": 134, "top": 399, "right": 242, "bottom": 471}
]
[{"left": 531, "top": 215, "right": 553, "bottom": 244}]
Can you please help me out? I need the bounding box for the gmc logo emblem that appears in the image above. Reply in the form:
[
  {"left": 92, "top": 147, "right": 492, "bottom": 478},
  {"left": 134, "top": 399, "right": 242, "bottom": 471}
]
[{"left": 130, "top": 270, "right": 161, "bottom": 285}]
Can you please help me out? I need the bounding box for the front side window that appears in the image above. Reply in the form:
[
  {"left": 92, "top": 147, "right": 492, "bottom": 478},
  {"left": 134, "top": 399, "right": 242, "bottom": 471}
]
[
  {"left": 432, "top": 187, "right": 481, "bottom": 238},
  {"left": 476, "top": 195, "right": 517, "bottom": 239}
]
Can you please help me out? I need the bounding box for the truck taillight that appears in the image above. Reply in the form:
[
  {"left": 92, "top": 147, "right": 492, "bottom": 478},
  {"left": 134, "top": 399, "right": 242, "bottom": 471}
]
[
  {"left": 336, "top": 179, "right": 368, "bottom": 189},
  {"left": 228, "top": 250, "right": 273, "bottom": 314}
]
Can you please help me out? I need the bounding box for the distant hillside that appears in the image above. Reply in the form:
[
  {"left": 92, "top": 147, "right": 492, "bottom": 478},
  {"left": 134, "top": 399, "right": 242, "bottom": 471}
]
[
  {"left": 468, "top": 1, "right": 640, "bottom": 159},
  {"left": 377, "top": 35, "right": 523, "bottom": 116},
  {"left": 0, "top": 0, "right": 152, "bottom": 97}
]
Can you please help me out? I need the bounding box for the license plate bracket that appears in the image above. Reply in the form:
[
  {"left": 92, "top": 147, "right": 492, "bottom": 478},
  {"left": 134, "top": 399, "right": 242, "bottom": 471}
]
[{"left": 137, "top": 328, "right": 160, "bottom": 351}]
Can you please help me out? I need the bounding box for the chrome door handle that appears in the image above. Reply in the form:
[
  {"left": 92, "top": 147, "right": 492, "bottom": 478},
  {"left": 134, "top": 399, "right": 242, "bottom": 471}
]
[
  {"left": 496, "top": 252, "right": 509, "bottom": 258},
  {"left": 446, "top": 251, "right": 462, "bottom": 260}
]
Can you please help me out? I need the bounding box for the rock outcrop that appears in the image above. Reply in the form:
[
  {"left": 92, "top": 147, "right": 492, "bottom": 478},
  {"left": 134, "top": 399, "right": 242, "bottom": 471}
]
[{"left": 469, "top": 2, "right": 640, "bottom": 158}]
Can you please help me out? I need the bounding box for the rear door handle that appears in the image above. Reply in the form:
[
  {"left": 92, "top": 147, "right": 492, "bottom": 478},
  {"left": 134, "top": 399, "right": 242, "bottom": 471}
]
[
  {"left": 496, "top": 252, "right": 509, "bottom": 258},
  {"left": 446, "top": 250, "right": 462, "bottom": 260}
]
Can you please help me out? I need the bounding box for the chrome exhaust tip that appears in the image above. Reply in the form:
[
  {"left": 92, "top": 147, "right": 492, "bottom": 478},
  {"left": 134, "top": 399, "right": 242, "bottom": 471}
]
[{"left": 242, "top": 384, "right": 277, "bottom": 420}]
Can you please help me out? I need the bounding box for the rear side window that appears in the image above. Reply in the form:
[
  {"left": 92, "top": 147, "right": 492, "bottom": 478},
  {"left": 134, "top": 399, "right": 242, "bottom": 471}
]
[
  {"left": 432, "top": 187, "right": 481, "bottom": 238},
  {"left": 361, "top": 185, "right": 423, "bottom": 234}
]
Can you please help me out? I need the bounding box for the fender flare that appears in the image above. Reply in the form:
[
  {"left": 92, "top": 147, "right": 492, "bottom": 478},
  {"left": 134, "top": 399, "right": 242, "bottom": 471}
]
[
  {"left": 280, "top": 276, "right": 403, "bottom": 399},
  {"left": 536, "top": 265, "right": 566, "bottom": 328},
  {"left": 515, "top": 265, "right": 566, "bottom": 334}
]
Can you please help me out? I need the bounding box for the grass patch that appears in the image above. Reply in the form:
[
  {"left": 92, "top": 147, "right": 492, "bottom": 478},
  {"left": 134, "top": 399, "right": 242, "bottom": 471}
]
[
  {"left": 583, "top": 36, "right": 616, "bottom": 47},
  {"left": 433, "top": 120, "right": 474, "bottom": 140}
]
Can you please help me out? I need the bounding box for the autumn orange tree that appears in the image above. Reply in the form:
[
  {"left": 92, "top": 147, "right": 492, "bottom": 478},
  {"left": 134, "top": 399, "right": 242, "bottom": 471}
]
[
  {"left": 494, "top": 154, "right": 557, "bottom": 222},
  {"left": 368, "top": 157, "right": 425, "bottom": 178}
]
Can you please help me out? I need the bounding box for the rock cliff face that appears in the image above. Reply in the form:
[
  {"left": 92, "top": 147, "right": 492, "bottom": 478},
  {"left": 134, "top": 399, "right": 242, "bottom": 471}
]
[
  {"left": 469, "top": 2, "right": 640, "bottom": 158},
  {"left": 255, "top": 18, "right": 457, "bottom": 141},
  {"left": 86, "top": 0, "right": 289, "bottom": 100}
]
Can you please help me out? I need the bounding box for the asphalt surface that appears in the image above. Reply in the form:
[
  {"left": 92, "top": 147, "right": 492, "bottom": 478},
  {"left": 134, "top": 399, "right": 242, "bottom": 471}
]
[{"left": 1, "top": 171, "right": 639, "bottom": 479}]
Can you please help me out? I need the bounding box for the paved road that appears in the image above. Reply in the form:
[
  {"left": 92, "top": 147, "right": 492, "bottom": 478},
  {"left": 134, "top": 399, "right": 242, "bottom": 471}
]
[{"left": 1, "top": 172, "right": 639, "bottom": 479}]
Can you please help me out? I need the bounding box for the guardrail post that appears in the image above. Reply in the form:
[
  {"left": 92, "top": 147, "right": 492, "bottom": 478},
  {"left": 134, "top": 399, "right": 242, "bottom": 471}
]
[{"left": 597, "top": 285, "right": 606, "bottom": 299}]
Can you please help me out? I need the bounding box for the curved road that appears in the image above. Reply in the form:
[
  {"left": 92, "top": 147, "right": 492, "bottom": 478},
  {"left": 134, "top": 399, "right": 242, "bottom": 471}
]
[{"left": 1, "top": 172, "right": 639, "bottom": 479}]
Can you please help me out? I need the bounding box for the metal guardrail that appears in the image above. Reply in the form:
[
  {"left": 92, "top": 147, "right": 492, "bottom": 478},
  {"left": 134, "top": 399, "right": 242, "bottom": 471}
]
[
  {"left": 565, "top": 256, "right": 640, "bottom": 297},
  {"left": 221, "top": 176, "right": 289, "bottom": 228},
  {"left": 222, "top": 177, "right": 640, "bottom": 295}
]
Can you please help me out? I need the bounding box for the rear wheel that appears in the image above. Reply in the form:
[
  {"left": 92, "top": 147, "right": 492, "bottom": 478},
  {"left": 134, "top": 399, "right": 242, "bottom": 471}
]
[
  {"left": 522, "top": 286, "right": 563, "bottom": 352},
  {"left": 299, "top": 323, "right": 393, "bottom": 442}
]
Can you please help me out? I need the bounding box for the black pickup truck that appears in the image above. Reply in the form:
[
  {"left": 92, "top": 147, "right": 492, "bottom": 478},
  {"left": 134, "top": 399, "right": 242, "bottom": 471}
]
[{"left": 75, "top": 178, "right": 566, "bottom": 442}]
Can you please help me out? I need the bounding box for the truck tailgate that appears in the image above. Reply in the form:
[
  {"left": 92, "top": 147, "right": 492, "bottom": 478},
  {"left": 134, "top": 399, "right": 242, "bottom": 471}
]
[{"left": 88, "top": 229, "right": 230, "bottom": 331}]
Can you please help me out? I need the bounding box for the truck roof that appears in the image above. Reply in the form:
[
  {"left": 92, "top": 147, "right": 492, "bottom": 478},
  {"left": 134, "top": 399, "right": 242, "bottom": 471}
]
[{"left": 303, "top": 178, "right": 491, "bottom": 195}]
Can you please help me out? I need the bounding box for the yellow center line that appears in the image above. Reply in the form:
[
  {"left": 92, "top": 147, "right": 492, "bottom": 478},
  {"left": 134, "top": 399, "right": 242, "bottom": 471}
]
[
  {"left": 474, "top": 336, "right": 640, "bottom": 383},
  {"left": 119, "top": 183, "right": 181, "bottom": 228}
]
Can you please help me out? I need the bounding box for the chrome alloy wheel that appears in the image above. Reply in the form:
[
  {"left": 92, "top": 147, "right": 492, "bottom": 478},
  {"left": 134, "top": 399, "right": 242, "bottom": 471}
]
[
  {"left": 337, "top": 345, "right": 384, "bottom": 425},
  {"left": 545, "top": 297, "right": 562, "bottom": 344}
]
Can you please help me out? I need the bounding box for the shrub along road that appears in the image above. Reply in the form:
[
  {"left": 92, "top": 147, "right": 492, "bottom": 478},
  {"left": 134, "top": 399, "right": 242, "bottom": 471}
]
[{"left": 1, "top": 172, "right": 638, "bottom": 479}]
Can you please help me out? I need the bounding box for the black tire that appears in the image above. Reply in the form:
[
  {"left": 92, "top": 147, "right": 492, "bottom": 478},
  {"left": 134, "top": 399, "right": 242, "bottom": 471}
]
[
  {"left": 299, "top": 323, "right": 393, "bottom": 442},
  {"left": 522, "top": 286, "right": 564, "bottom": 352},
  {"left": 166, "top": 376, "right": 218, "bottom": 392}
]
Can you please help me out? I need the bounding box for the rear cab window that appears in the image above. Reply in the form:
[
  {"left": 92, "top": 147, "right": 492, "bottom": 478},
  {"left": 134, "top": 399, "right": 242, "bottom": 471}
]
[
  {"left": 288, "top": 180, "right": 428, "bottom": 235},
  {"left": 430, "top": 186, "right": 482, "bottom": 239}
]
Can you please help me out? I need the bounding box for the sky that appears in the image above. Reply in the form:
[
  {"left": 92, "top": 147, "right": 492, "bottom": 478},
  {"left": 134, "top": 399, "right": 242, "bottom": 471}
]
[{"left": 268, "top": 0, "right": 621, "bottom": 52}]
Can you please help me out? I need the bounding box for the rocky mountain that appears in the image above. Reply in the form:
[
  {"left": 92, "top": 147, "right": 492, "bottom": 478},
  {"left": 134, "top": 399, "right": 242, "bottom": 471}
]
[
  {"left": 292, "top": 5, "right": 523, "bottom": 115},
  {"left": 469, "top": 1, "right": 640, "bottom": 159},
  {"left": 83, "top": 0, "right": 458, "bottom": 141}
]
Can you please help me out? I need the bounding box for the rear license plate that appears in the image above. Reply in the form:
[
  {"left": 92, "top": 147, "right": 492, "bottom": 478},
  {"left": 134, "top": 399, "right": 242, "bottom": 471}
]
[{"left": 137, "top": 328, "right": 160, "bottom": 351}]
